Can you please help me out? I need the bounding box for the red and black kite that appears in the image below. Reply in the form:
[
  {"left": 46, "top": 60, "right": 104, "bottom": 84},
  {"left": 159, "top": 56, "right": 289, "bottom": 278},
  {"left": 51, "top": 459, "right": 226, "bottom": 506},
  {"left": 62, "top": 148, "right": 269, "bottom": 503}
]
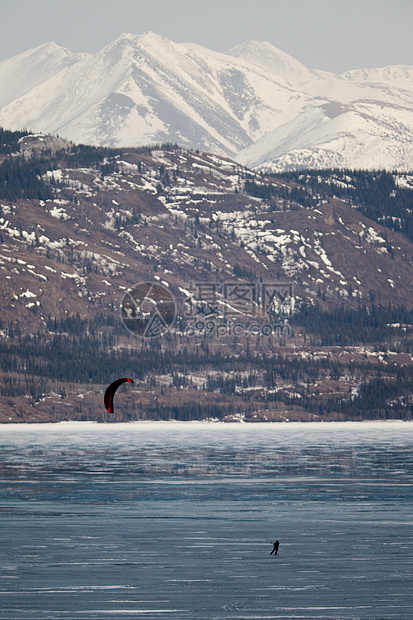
[{"left": 104, "top": 378, "right": 134, "bottom": 413}]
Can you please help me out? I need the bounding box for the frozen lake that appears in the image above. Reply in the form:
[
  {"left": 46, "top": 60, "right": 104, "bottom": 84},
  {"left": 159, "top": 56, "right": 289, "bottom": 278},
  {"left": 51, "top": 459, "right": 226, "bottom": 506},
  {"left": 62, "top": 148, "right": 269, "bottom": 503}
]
[{"left": 0, "top": 421, "right": 412, "bottom": 619}]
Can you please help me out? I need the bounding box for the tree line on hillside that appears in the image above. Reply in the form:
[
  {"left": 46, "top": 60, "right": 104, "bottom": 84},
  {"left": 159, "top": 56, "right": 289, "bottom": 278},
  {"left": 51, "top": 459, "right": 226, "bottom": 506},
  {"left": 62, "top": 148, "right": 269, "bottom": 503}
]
[
  {"left": 0, "top": 304, "right": 412, "bottom": 419},
  {"left": 0, "top": 156, "right": 55, "bottom": 201},
  {"left": 0, "top": 128, "right": 28, "bottom": 154},
  {"left": 0, "top": 129, "right": 183, "bottom": 201},
  {"left": 244, "top": 178, "right": 315, "bottom": 209},
  {"left": 290, "top": 302, "right": 413, "bottom": 347},
  {"left": 2, "top": 126, "right": 413, "bottom": 246},
  {"left": 273, "top": 168, "right": 413, "bottom": 243}
]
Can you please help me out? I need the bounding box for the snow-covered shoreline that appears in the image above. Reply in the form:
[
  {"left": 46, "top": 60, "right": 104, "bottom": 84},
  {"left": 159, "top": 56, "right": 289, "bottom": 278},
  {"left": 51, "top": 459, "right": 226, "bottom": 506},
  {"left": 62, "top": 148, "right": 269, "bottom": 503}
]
[{"left": 1, "top": 419, "right": 411, "bottom": 431}]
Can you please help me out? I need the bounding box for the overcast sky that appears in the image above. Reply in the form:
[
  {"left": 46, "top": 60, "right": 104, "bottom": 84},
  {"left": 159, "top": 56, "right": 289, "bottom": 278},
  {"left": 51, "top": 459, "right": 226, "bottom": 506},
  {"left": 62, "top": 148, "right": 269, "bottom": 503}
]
[{"left": 1, "top": 0, "right": 412, "bottom": 73}]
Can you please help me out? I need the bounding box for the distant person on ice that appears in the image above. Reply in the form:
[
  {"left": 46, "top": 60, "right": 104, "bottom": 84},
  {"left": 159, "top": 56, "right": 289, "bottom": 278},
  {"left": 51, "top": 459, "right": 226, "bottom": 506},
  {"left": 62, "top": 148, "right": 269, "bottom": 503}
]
[{"left": 270, "top": 540, "right": 279, "bottom": 555}]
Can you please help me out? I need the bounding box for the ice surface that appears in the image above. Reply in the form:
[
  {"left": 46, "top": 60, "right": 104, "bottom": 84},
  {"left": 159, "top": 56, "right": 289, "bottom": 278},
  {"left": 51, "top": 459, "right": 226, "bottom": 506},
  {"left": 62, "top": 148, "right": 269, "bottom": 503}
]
[{"left": 0, "top": 421, "right": 412, "bottom": 619}]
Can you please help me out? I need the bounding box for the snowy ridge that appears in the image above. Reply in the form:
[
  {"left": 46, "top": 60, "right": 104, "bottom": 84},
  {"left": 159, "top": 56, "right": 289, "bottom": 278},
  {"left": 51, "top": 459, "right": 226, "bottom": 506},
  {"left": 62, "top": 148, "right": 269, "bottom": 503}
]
[
  {"left": 0, "top": 42, "right": 86, "bottom": 108},
  {"left": 1, "top": 33, "right": 413, "bottom": 171},
  {"left": 226, "top": 39, "right": 322, "bottom": 84},
  {"left": 237, "top": 101, "right": 413, "bottom": 172}
]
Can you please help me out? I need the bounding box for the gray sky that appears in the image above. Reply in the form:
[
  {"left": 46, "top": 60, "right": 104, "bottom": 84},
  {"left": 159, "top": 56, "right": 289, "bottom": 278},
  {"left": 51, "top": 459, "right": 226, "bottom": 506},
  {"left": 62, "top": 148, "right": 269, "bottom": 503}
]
[{"left": 1, "top": 0, "right": 412, "bottom": 73}]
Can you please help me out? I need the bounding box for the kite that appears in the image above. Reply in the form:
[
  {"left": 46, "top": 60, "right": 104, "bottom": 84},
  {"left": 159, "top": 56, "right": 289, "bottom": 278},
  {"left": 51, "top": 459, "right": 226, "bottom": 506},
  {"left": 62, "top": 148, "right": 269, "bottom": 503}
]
[{"left": 104, "top": 377, "right": 134, "bottom": 413}]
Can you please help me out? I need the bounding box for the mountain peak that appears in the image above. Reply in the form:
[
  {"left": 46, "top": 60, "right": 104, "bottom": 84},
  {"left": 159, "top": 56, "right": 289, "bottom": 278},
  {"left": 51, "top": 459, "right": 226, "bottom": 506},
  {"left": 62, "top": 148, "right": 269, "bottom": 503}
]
[
  {"left": 226, "top": 39, "right": 320, "bottom": 83},
  {"left": 110, "top": 31, "right": 177, "bottom": 50},
  {"left": 32, "top": 40, "right": 72, "bottom": 56},
  {"left": 0, "top": 40, "right": 74, "bottom": 66},
  {"left": 227, "top": 39, "right": 292, "bottom": 58},
  {"left": 0, "top": 40, "right": 83, "bottom": 108},
  {"left": 1, "top": 33, "right": 413, "bottom": 172}
]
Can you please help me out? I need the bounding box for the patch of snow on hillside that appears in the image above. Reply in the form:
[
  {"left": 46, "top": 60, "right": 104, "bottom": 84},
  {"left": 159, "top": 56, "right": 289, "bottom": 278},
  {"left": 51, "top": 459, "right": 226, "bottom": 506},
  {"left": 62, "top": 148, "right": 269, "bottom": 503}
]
[
  {"left": 365, "top": 226, "right": 386, "bottom": 245},
  {"left": 50, "top": 206, "right": 69, "bottom": 220},
  {"left": 20, "top": 289, "right": 37, "bottom": 298}
]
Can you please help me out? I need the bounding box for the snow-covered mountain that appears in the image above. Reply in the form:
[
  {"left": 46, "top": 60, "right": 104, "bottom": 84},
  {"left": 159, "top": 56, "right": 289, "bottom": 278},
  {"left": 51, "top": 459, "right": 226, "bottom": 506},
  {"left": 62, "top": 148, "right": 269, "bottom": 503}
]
[{"left": 1, "top": 32, "right": 413, "bottom": 171}]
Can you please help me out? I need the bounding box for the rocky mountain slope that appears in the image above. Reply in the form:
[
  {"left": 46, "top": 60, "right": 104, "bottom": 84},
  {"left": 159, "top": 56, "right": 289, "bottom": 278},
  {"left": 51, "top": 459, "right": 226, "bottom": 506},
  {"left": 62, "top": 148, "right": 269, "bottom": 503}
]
[
  {"left": 1, "top": 132, "right": 413, "bottom": 423},
  {"left": 1, "top": 33, "right": 413, "bottom": 172},
  {"left": 1, "top": 134, "right": 413, "bottom": 331}
]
